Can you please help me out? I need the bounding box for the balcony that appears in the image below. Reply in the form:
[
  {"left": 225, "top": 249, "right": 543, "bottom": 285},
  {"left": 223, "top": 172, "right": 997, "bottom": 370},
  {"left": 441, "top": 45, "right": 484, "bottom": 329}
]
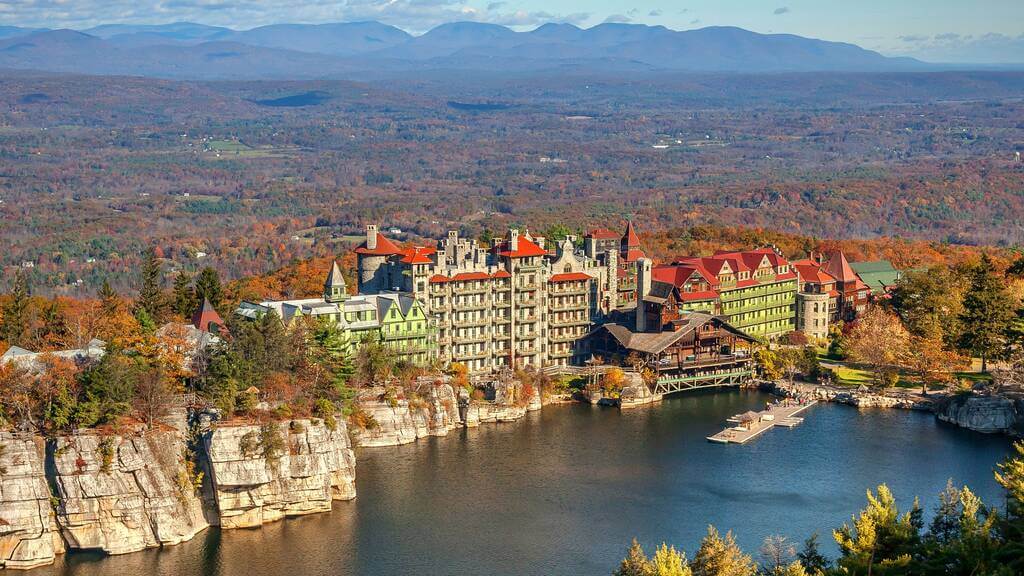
[
  {"left": 454, "top": 301, "right": 490, "bottom": 311},
  {"left": 453, "top": 317, "right": 489, "bottom": 328},
  {"left": 454, "top": 334, "right": 489, "bottom": 345},
  {"left": 550, "top": 333, "right": 582, "bottom": 343},
  {"left": 550, "top": 317, "right": 589, "bottom": 328},
  {"left": 519, "top": 331, "right": 541, "bottom": 340},
  {"left": 454, "top": 348, "right": 490, "bottom": 361},
  {"left": 549, "top": 301, "right": 586, "bottom": 312},
  {"left": 453, "top": 286, "right": 489, "bottom": 295},
  {"left": 493, "top": 316, "right": 512, "bottom": 324},
  {"left": 517, "top": 298, "right": 540, "bottom": 307},
  {"left": 549, "top": 286, "right": 588, "bottom": 296}
]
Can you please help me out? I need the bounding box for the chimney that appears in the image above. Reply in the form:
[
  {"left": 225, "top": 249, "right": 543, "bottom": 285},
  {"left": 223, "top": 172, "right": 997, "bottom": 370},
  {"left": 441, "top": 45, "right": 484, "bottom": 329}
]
[
  {"left": 636, "top": 258, "right": 653, "bottom": 332},
  {"left": 510, "top": 229, "right": 520, "bottom": 252},
  {"left": 535, "top": 236, "right": 545, "bottom": 250},
  {"left": 366, "top": 224, "right": 378, "bottom": 250}
]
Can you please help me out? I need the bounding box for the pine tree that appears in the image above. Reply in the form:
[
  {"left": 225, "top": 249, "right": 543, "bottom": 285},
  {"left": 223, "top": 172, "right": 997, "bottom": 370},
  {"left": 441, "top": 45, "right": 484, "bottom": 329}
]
[
  {"left": 651, "top": 543, "right": 690, "bottom": 576},
  {"left": 691, "top": 526, "right": 756, "bottom": 576},
  {"left": 38, "top": 299, "right": 69, "bottom": 349},
  {"left": 0, "top": 271, "right": 30, "bottom": 348},
  {"left": 958, "top": 254, "right": 1015, "bottom": 372},
  {"left": 172, "top": 272, "right": 195, "bottom": 318},
  {"left": 833, "top": 485, "right": 921, "bottom": 575},
  {"left": 614, "top": 539, "right": 653, "bottom": 576},
  {"left": 137, "top": 247, "right": 166, "bottom": 323},
  {"left": 194, "top": 267, "right": 223, "bottom": 311},
  {"left": 796, "top": 533, "right": 829, "bottom": 575},
  {"left": 995, "top": 441, "right": 1024, "bottom": 572},
  {"left": 99, "top": 280, "right": 119, "bottom": 318}
]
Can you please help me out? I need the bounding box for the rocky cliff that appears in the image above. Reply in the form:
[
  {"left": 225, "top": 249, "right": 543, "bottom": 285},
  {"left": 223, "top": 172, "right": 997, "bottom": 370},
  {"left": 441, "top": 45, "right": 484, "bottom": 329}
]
[
  {"left": 0, "top": 434, "right": 63, "bottom": 570},
  {"left": 353, "top": 383, "right": 461, "bottom": 447},
  {"left": 935, "top": 394, "right": 1022, "bottom": 435},
  {"left": 202, "top": 418, "right": 356, "bottom": 529},
  {"left": 50, "top": 431, "right": 208, "bottom": 555}
]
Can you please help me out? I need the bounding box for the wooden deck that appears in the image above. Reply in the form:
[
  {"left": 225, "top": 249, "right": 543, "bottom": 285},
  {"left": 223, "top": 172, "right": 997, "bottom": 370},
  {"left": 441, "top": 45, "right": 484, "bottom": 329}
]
[{"left": 707, "top": 401, "right": 817, "bottom": 444}]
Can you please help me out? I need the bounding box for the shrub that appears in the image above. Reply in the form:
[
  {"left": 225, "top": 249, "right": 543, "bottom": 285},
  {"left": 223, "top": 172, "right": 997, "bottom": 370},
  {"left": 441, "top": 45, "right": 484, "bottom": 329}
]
[
  {"left": 238, "top": 431, "right": 259, "bottom": 458},
  {"left": 97, "top": 436, "right": 116, "bottom": 475},
  {"left": 313, "top": 398, "right": 338, "bottom": 431}
]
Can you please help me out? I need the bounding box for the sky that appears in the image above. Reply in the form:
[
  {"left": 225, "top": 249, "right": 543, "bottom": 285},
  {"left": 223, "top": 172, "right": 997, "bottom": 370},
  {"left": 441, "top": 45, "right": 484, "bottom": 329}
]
[{"left": 2, "top": 0, "right": 1023, "bottom": 63}]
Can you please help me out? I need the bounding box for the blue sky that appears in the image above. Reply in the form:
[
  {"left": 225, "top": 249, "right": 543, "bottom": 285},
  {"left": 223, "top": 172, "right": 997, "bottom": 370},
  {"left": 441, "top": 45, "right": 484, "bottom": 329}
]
[{"left": 4, "top": 0, "right": 1023, "bottom": 62}]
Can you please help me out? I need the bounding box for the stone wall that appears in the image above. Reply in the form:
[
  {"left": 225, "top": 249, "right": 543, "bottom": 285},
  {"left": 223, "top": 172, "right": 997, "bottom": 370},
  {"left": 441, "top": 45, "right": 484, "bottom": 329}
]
[
  {"left": 202, "top": 418, "right": 356, "bottom": 529},
  {"left": 50, "top": 431, "right": 208, "bottom": 555},
  {"left": 0, "top": 434, "right": 63, "bottom": 570}
]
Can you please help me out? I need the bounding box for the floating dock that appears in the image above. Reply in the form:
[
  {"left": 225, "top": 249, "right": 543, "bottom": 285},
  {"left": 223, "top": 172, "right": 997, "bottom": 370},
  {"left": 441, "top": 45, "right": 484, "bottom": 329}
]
[{"left": 707, "top": 401, "right": 816, "bottom": 444}]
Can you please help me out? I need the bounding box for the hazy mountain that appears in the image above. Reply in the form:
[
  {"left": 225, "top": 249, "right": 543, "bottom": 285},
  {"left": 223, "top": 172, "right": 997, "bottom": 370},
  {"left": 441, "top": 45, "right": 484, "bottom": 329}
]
[
  {"left": 0, "top": 26, "right": 46, "bottom": 39},
  {"left": 233, "top": 22, "right": 411, "bottom": 55},
  {"left": 0, "top": 21, "right": 929, "bottom": 79}
]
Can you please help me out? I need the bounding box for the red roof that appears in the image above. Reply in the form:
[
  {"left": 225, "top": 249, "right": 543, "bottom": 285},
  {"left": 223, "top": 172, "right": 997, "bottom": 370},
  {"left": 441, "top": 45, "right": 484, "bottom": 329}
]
[
  {"left": 354, "top": 232, "right": 402, "bottom": 256},
  {"left": 794, "top": 263, "right": 836, "bottom": 285},
  {"left": 622, "top": 221, "right": 641, "bottom": 247},
  {"left": 679, "top": 290, "right": 718, "bottom": 302},
  {"left": 652, "top": 265, "right": 697, "bottom": 286},
  {"left": 622, "top": 248, "right": 646, "bottom": 263},
  {"left": 192, "top": 298, "right": 224, "bottom": 333},
  {"left": 492, "top": 270, "right": 511, "bottom": 279},
  {"left": 824, "top": 251, "right": 860, "bottom": 284},
  {"left": 496, "top": 235, "right": 548, "bottom": 258},
  {"left": 587, "top": 228, "right": 618, "bottom": 240},
  {"left": 549, "top": 272, "right": 592, "bottom": 283},
  {"left": 399, "top": 246, "right": 436, "bottom": 264},
  {"left": 429, "top": 274, "right": 450, "bottom": 284},
  {"left": 451, "top": 271, "right": 491, "bottom": 281}
]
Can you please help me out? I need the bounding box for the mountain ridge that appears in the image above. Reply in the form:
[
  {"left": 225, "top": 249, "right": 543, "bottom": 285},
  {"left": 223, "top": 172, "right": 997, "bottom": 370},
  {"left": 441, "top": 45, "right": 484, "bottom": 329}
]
[{"left": 0, "top": 21, "right": 931, "bottom": 79}]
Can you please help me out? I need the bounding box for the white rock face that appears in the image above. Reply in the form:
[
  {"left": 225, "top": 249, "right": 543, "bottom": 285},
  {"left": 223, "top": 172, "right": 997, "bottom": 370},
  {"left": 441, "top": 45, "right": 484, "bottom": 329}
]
[
  {"left": 937, "top": 395, "right": 1020, "bottom": 434},
  {"left": 0, "top": 434, "right": 64, "bottom": 570},
  {"left": 51, "top": 431, "right": 208, "bottom": 555},
  {"left": 618, "top": 373, "right": 663, "bottom": 408},
  {"left": 353, "top": 384, "right": 461, "bottom": 447},
  {"left": 203, "top": 418, "right": 356, "bottom": 530}
]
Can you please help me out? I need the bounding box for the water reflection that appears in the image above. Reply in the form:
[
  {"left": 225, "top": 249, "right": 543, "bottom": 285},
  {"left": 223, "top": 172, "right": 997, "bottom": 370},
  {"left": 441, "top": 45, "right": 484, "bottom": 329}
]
[{"left": 26, "top": 390, "right": 1012, "bottom": 576}]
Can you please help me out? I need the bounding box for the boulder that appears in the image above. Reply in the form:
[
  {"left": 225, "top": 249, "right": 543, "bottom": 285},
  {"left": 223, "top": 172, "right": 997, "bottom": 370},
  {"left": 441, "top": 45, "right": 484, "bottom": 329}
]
[
  {"left": 0, "top": 434, "right": 64, "bottom": 570},
  {"left": 936, "top": 395, "right": 1020, "bottom": 434}
]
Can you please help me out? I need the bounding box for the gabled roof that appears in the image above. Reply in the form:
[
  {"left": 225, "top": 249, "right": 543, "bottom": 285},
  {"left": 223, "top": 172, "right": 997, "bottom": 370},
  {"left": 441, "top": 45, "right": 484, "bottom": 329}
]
[
  {"left": 793, "top": 262, "right": 836, "bottom": 285},
  {"left": 622, "top": 248, "right": 646, "bottom": 263},
  {"left": 354, "top": 232, "right": 402, "bottom": 256},
  {"left": 597, "top": 312, "right": 756, "bottom": 355}
]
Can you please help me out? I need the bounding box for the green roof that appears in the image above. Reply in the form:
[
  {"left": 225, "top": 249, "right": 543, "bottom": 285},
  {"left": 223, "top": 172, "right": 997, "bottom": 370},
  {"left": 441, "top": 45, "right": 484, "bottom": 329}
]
[{"left": 850, "top": 261, "right": 901, "bottom": 295}]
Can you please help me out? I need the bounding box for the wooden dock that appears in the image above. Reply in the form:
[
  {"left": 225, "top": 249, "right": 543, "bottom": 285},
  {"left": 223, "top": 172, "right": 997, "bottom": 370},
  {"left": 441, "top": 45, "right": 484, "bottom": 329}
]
[{"left": 707, "top": 401, "right": 817, "bottom": 444}]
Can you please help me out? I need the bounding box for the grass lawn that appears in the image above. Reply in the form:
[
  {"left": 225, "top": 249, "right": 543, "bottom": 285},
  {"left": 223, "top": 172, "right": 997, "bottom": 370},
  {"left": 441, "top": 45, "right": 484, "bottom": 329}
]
[{"left": 831, "top": 366, "right": 874, "bottom": 387}]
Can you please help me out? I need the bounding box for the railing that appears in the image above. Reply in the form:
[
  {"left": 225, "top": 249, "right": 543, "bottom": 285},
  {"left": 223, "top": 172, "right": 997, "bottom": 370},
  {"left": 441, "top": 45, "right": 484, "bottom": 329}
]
[
  {"left": 453, "top": 286, "right": 489, "bottom": 295},
  {"left": 549, "top": 302, "right": 587, "bottom": 312},
  {"left": 549, "top": 317, "right": 589, "bottom": 327},
  {"left": 454, "top": 335, "right": 489, "bottom": 344},
  {"left": 453, "top": 318, "right": 489, "bottom": 328}
]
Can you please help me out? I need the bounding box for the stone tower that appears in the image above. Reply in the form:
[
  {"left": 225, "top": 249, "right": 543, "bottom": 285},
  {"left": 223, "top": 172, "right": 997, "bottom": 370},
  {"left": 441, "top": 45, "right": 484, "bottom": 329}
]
[{"left": 635, "top": 258, "right": 653, "bottom": 333}]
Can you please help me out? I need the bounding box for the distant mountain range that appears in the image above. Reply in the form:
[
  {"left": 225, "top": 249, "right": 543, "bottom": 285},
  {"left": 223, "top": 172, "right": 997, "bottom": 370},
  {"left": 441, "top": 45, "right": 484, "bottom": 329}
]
[{"left": 0, "top": 21, "right": 930, "bottom": 80}]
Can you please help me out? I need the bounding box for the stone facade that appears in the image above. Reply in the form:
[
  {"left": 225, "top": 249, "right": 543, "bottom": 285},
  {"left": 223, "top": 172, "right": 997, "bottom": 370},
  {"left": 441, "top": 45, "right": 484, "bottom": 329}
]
[{"left": 356, "top": 225, "right": 640, "bottom": 373}]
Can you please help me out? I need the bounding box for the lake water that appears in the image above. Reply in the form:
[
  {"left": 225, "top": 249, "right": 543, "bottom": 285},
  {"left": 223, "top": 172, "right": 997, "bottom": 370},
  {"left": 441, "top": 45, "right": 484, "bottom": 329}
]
[{"left": 29, "top": 390, "right": 1014, "bottom": 576}]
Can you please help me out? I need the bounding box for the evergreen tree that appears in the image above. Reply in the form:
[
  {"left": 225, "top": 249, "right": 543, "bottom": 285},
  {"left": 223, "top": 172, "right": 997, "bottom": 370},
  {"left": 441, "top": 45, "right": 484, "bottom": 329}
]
[
  {"left": 99, "top": 280, "right": 119, "bottom": 318},
  {"left": 1007, "top": 254, "right": 1024, "bottom": 278},
  {"left": 614, "top": 539, "right": 653, "bottom": 576},
  {"left": 995, "top": 441, "right": 1024, "bottom": 572},
  {"left": 795, "top": 533, "right": 829, "bottom": 575},
  {"left": 650, "top": 543, "right": 690, "bottom": 576},
  {"left": 172, "top": 272, "right": 195, "bottom": 318},
  {"left": 39, "top": 299, "right": 70, "bottom": 349},
  {"left": 958, "top": 254, "right": 1015, "bottom": 372},
  {"left": 833, "top": 485, "right": 922, "bottom": 575},
  {"left": 136, "top": 247, "right": 166, "bottom": 322},
  {"left": 194, "top": 266, "right": 223, "bottom": 311},
  {"left": 691, "top": 526, "right": 756, "bottom": 576},
  {"left": 0, "top": 271, "right": 30, "bottom": 348}
]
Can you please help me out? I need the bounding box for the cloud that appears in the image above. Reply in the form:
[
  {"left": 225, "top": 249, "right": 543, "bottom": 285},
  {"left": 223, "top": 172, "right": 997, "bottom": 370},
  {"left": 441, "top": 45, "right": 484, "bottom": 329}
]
[
  {"left": 885, "top": 31, "right": 1024, "bottom": 64},
  {"left": 690, "top": 18, "right": 700, "bottom": 25},
  {"left": 602, "top": 14, "right": 632, "bottom": 24},
  {"left": 0, "top": 0, "right": 587, "bottom": 33},
  {"left": 648, "top": 9, "right": 662, "bottom": 17},
  {"left": 773, "top": 7, "right": 789, "bottom": 15}
]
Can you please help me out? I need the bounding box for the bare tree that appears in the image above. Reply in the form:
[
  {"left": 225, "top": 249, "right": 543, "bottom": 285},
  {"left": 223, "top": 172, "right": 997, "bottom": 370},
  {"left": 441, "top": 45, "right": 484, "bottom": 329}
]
[{"left": 133, "top": 367, "right": 175, "bottom": 429}]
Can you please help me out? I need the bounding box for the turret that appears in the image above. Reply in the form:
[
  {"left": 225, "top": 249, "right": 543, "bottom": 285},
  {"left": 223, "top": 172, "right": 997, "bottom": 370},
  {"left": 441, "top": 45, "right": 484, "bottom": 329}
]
[
  {"left": 324, "top": 260, "right": 348, "bottom": 303},
  {"left": 635, "top": 258, "right": 652, "bottom": 332}
]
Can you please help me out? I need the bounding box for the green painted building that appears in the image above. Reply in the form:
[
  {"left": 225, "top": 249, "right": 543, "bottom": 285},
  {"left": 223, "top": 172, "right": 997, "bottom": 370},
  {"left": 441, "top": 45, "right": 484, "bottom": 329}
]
[{"left": 235, "top": 261, "right": 436, "bottom": 365}]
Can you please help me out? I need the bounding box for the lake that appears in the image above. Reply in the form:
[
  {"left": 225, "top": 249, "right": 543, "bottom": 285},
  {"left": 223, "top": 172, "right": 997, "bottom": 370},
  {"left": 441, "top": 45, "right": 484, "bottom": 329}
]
[{"left": 28, "top": 390, "right": 1014, "bottom": 576}]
